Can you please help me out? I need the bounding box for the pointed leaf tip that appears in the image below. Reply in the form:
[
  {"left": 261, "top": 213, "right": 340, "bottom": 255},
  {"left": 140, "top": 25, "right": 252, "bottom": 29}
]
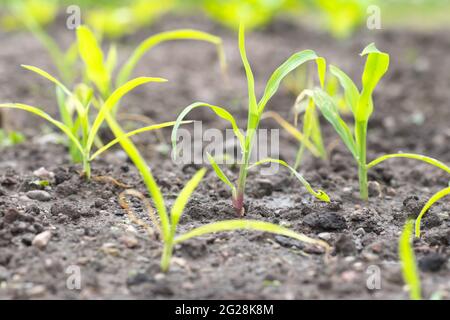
[{"left": 360, "top": 42, "right": 380, "bottom": 56}]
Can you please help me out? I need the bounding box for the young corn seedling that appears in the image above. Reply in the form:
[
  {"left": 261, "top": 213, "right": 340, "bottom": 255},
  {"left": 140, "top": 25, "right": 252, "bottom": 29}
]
[
  {"left": 301, "top": 43, "right": 450, "bottom": 200},
  {"left": 8, "top": 24, "right": 225, "bottom": 166},
  {"left": 172, "top": 23, "right": 330, "bottom": 216},
  {"left": 106, "top": 112, "right": 330, "bottom": 272},
  {"left": 399, "top": 220, "right": 422, "bottom": 300},
  {"left": 0, "top": 69, "right": 179, "bottom": 179}
]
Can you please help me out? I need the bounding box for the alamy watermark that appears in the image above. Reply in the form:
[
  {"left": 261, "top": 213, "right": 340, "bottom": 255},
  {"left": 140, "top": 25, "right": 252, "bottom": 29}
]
[
  {"left": 367, "top": 5, "right": 382, "bottom": 30},
  {"left": 172, "top": 122, "right": 280, "bottom": 175},
  {"left": 66, "top": 5, "right": 81, "bottom": 30},
  {"left": 66, "top": 265, "right": 81, "bottom": 290}
]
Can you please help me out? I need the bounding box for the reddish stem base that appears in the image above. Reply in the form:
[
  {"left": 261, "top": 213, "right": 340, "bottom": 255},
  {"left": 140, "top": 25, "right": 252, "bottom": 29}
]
[{"left": 232, "top": 194, "right": 245, "bottom": 217}]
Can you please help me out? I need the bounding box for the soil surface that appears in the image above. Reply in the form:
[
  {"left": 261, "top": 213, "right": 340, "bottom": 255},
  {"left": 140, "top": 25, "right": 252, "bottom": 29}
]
[{"left": 0, "top": 14, "right": 449, "bottom": 299}]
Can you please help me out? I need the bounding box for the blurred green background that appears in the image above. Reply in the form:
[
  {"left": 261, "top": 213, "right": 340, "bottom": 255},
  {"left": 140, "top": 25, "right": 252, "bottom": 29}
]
[{"left": 0, "top": 0, "right": 449, "bottom": 39}]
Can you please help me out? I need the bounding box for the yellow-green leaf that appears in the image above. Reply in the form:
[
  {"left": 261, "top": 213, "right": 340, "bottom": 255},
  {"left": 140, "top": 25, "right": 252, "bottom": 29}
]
[
  {"left": 399, "top": 220, "right": 422, "bottom": 300},
  {"left": 116, "top": 29, "right": 226, "bottom": 87},
  {"left": 170, "top": 168, "right": 207, "bottom": 235},
  {"left": 250, "top": 158, "right": 330, "bottom": 202},
  {"left": 174, "top": 219, "right": 330, "bottom": 252},
  {"left": 87, "top": 77, "right": 167, "bottom": 153}
]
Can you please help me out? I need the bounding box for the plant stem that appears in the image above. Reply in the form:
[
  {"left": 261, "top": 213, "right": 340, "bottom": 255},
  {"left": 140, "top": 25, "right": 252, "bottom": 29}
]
[
  {"left": 233, "top": 134, "right": 254, "bottom": 216},
  {"left": 356, "top": 121, "right": 368, "bottom": 200},
  {"left": 83, "top": 156, "right": 91, "bottom": 180},
  {"left": 233, "top": 157, "right": 248, "bottom": 216},
  {"left": 160, "top": 242, "right": 173, "bottom": 272}
]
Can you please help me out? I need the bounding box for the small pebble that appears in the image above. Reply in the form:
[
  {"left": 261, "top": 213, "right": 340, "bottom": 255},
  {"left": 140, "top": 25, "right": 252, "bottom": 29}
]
[
  {"left": 26, "top": 190, "right": 52, "bottom": 202},
  {"left": 33, "top": 167, "right": 55, "bottom": 181},
  {"left": 101, "top": 243, "right": 120, "bottom": 256},
  {"left": 32, "top": 231, "right": 52, "bottom": 249},
  {"left": 119, "top": 235, "right": 139, "bottom": 249},
  {"left": 26, "top": 285, "right": 47, "bottom": 298},
  {"left": 318, "top": 232, "right": 332, "bottom": 241},
  {"left": 154, "top": 273, "right": 166, "bottom": 281},
  {"left": 368, "top": 181, "right": 382, "bottom": 197}
]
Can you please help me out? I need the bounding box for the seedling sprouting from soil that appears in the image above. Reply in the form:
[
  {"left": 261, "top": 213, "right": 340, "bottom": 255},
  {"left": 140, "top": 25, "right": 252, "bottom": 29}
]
[
  {"left": 0, "top": 72, "right": 177, "bottom": 179},
  {"left": 300, "top": 43, "right": 450, "bottom": 200},
  {"left": 106, "top": 112, "right": 330, "bottom": 272},
  {"left": 0, "top": 23, "right": 226, "bottom": 176},
  {"left": 296, "top": 43, "right": 389, "bottom": 200},
  {"left": 399, "top": 220, "right": 422, "bottom": 300},
  {"left": 171, "top": 23, "right": 330, "bottom": 216}
]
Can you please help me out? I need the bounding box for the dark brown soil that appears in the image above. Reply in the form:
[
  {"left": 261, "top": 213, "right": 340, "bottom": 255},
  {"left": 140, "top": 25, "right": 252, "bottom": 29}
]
[{"left": 0, "top": 15, "right": 449, "bottom": 300}]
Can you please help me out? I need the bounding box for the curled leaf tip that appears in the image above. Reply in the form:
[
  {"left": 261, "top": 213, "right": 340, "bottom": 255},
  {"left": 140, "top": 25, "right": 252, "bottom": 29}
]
[
  {"left": 360, "top": 42, "right": 380, "bottom": 56},
  {"left": 316, "top": 190, "right": 331, "bottom": 203}
]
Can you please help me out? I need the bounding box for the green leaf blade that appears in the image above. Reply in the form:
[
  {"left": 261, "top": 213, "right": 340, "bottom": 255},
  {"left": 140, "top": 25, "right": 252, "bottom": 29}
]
[
  {"left": 171, "top": 102, "right": 245, "bottom": 159},
  {"left": 206, "top": 153, "right": 235, "bottom": 192},
  {"left": 174, "top": 219, "right": 330, "bottom": 252},
  {"left": 90, "top": 121, "right": 188, "bottom": 161},
  {"left": 258, "top": 50, "right": 321, "bottom": 113},
  {"left": 76, "top": 25, "right": 111, "bottom": 97},
  {"left": 117, "top": 29, "right": 226, "bottom": 87},
  {"left": 399, "top": 220, "right": 422, "bottom": 300},
  {"left": 104, "top": 112, "right": 171, "bottom": 242},
  {"left": 22, "top": 64, "right": 72, "bottom": 96},
  {"left": 329, "top": 65, "right": 360, "bottom": 115},
  {"left": 249, "top": 158, "right": 330, "bottom": 202},
  {"left": 308, "top": 88, "right": 358, "bottom": 159},
  {"left": 357, "top": 43, "right": 389, "bottom": 122},
  {"left": 238, "top": 23, "right": 259, "bottom": 134},
  {"left": 0, "top": 103, "right": 83, "bottom": 156},
  {"left": 415, "top": 187, "right": 450, "bottom": 238},
  {"left": 87, "top": 77, "right": 167, "bottom": 153},
  {"left": 170, "top": 168, "right": 207, "bottom": 234}
]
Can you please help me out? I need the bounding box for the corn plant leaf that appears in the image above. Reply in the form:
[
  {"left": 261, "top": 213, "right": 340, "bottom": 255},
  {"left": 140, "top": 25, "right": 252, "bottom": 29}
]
[
  {"left": 415, "top": 186, "right": 450, "bottom": 238},
  {"left": 22, "top": 64, "right": 71, "bottom": 96},
  {"left": 116, "top": 29, "right": 226, "bottom": 87},
  {"left": 77, "top": 25, "right": 111, "bottom": 97},
  {"left": 329, "top": 65, "right": 360, "bottom": 115},
  {"left": 104, "top": 112, "right": 171, "bottom": 242},
  {"left": 87, "top": 77, "right": 167, "bottom": 153},
  {"left": 258, "top": 50, "right": 322, "bottom": 113},
  {"left": 399, "top": 220, "right": 422, "bottom": 300},
  {"left": 171, "top": 102, "right": 245, "bottom": 159},
  {"left": 90, "top": 121, "right": 189, "bottom": 161},
  {"left": 0, "top": 103, "right": 83, "bottom": 156},
  {"left": 309, "top": 88, "right": 357, "bottom": 159},
  {"left": 105, "top": 44, "right": 118, "bottom": 75},
  {"left": 56, "top": 86, "right": 73, "bottom": 128},
  {"left": 367, "top": 153, "right": 450, "bottom": 175},
  {"left": 249, "top": 158, "right": 330, "bottom": 202},
  {"left": 357, "top": 43, "right": 389, "bottom": 122},
  {"left": 22, "top": 64, "right": 87, "bottom": 120},
  {"left": 170, "top": 168, "right": 207, "bottom": 236},
  {"left": 262, "top": 111, "right": 321, "bottom": 158},
  {"left": 306, "top": 102, "right": 327, "bottom": 160},
  {"left": 206, "top": 152, "right": 235, "bottom": 191},
  {"left": 174, "top": 220, "right": 330, "bottom": 251},
  {"left": 316, "top": 57, "right": 327, "bottom": 89},
  {"left": 238, "top": 23, "right": 259, "bottom": 138}
]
